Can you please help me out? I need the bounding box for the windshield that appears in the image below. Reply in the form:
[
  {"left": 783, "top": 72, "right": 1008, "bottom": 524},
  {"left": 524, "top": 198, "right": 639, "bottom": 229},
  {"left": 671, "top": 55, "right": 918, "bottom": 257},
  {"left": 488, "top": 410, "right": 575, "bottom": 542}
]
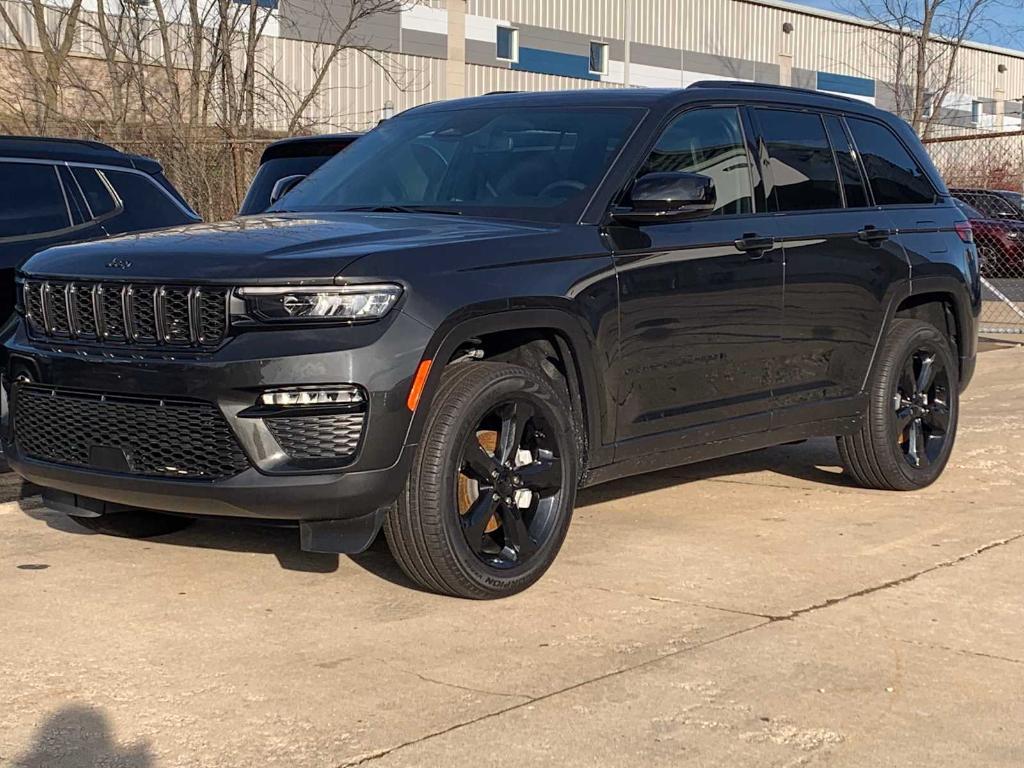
[
  {"left": 1002, "top": 190, "right": 1024, "bottom": 215},
  {"left": 954, "top": 198, "right": 985, "bottom": 219},
  {"left": 272, "top": 106, "right": 644, "bottom": 221}
]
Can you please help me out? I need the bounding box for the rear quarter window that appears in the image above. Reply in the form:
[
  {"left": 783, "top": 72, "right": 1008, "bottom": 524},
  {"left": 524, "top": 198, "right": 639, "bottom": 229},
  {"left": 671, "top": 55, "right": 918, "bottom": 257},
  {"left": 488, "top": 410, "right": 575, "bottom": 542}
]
[
  {"left": 103, "top": 170, "right": 191, "bottom": 233},
  {"left": 846, "top": 118, "right": 935, "bottom": 205}
]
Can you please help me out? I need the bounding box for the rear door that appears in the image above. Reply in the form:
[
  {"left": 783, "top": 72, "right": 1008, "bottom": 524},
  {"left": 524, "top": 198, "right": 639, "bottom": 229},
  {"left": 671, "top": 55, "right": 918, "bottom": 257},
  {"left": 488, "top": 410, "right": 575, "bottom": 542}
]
[
  {"left": 609, "top": 105, "right": 784, "bottom": 455},
  {"left": 845, "top": 116, "right": 962, "bottom": 279},
  {"left": 750, "top": 107, "right": 909, "bottom": 424}
]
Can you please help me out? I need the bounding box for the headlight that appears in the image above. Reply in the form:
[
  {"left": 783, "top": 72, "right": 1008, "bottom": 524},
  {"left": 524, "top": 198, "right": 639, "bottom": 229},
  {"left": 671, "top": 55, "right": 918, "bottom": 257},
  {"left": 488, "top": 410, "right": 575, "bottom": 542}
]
[{"left": 237, "top": 283, "right": 402, "bottom": 322}]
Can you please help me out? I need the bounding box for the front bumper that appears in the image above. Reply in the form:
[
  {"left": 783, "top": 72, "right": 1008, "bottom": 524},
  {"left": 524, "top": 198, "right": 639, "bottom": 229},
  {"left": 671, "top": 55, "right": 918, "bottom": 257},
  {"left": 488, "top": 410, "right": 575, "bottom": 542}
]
[{"left": 2, "top": 311, "right": 431, "bottom": 521}]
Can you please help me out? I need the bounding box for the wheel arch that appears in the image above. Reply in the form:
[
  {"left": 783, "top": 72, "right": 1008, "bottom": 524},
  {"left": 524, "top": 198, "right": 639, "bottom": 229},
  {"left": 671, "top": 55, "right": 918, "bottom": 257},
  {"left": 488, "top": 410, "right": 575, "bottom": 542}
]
[
  {"left": 402, "top": 308, "right": 610, "bottom": 474},
  {"left": 883, "top": 278, "right": 976, "bottom": 390}
]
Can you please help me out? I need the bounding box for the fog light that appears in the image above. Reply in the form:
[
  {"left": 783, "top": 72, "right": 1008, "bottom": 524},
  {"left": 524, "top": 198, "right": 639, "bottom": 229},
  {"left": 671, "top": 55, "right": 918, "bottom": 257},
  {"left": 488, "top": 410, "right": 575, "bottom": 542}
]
[{"left": 259, "top": 386, "right": 364, "bottom": 407}]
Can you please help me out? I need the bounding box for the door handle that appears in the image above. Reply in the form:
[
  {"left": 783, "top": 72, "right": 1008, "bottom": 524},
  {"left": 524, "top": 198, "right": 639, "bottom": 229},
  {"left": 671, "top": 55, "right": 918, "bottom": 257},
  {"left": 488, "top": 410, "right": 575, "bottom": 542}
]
[
  {"left": 858, "top": 226, "right": 892, "bottom": 243},
  {"left": 734, "top": 234, "right": 776, "bottom": 257}
]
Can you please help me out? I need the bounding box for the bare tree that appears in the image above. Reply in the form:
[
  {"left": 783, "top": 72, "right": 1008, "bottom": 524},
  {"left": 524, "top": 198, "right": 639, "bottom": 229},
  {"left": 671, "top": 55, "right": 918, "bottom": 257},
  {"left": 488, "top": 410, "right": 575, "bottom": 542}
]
[
  {"left": 0, "top": 0, "right": 84, "bottom": 131},
  {"left": 849, "top": 0, "right": 1024, "bottom": 137}
]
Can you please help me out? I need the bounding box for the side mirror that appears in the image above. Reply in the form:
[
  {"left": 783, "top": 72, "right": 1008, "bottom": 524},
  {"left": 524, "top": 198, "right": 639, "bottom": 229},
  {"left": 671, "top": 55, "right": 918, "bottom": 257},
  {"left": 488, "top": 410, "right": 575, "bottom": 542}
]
[
  {"left": 613, "top": 172, "right": 716, "bottom": 224},
  {"left": 269, "top": 174, "right": 306, "bottom": 206}
]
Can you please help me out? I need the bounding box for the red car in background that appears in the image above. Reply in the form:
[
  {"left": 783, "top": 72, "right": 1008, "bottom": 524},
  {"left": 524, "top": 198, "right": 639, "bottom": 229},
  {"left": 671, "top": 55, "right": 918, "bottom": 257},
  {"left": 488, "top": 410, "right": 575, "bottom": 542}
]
[{"left": 953, "top": 198, "right": 1024, "bottom": 278}]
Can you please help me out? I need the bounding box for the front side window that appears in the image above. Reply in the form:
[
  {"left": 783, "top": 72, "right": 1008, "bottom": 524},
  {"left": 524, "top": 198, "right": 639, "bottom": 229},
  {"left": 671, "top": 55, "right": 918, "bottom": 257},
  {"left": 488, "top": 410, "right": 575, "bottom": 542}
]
[
  {"left": 275, "top": 106, "right": 644, "bottom": 222},
  {"left": 589, "top": 42, "right": 609, "bottom": 75},
  {"left": 496, "top": 27, "right": 518, "bottom": 62},
  {"left": 637, "top": 107, "right": 754, "bottom": 216},
  {"left": 0, "top": 161, "right": 69, "bottom": 238},
  {"left": 846, "top": 117, "right": 935, "bottom": 205},
  {"left": 756, "top": 109, "right": 842, "bottom": 212}
]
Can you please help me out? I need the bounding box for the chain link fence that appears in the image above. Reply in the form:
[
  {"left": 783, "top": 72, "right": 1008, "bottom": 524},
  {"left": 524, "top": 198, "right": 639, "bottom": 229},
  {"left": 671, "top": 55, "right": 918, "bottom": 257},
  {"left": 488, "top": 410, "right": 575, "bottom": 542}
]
[{"left": 924, "top": 131, "right": 1024, "bottom": 335}]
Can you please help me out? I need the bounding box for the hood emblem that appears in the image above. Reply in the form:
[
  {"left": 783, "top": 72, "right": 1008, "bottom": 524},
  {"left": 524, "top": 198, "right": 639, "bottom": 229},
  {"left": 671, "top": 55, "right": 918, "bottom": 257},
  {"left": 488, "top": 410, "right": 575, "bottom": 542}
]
[{"left": 106, "top": 258, "right": 132, "bottom": 270}]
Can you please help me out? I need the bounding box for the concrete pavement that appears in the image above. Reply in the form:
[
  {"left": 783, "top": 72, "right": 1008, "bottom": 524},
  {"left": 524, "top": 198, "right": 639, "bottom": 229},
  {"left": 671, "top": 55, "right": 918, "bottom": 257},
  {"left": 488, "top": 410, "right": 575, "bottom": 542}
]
[{"left": 2, "top": 347, "right": 1023, "bottom": 767}]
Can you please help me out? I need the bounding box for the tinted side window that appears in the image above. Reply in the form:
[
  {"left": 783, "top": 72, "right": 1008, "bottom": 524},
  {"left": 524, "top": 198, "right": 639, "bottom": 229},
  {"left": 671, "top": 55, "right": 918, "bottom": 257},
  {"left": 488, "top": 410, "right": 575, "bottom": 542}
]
[
  {"left": 72, "top": 167, "right": 119, "bottom": 218},
  {"left": 756, "top": 109, "right": 842, "bottom": 212},
  {"left": 846, "top": 118, "right": 934, "bottom": 205},
  {"left": 823, "top": 115, "right": 869, "bottom": 208},
  {"left": 103, "top": 171, "right": 188, "bottom": 232},
  {"left": 0, "top": 162, "right": 70, "bottom": 237},
  {"left": 640, "top": 107, "right": 754, "bottom": 216}
]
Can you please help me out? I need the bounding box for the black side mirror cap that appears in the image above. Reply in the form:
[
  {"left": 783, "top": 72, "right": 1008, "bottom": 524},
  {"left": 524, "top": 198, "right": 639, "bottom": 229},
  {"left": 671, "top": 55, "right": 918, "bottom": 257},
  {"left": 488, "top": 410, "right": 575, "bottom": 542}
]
[
  {"left": 613, "top": 171, "right": 717, "bottom": 224},
  {"left": 269, "top": 174, "right": 307, "bottom": 206}
]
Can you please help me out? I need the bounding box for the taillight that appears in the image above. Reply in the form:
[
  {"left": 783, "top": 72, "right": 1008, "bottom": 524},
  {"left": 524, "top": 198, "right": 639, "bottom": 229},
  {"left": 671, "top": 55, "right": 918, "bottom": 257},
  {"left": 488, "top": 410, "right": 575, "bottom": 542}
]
[{"left": 954, "top": 220, "right": 974, "bottom": 243}]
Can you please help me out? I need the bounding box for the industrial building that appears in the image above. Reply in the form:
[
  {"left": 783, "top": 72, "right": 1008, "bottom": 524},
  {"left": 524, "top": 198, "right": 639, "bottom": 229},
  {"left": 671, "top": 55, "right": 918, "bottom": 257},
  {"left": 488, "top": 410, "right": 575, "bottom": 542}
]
[{"left": 274, "top": 0, "right": 1024, "bottom": 133}]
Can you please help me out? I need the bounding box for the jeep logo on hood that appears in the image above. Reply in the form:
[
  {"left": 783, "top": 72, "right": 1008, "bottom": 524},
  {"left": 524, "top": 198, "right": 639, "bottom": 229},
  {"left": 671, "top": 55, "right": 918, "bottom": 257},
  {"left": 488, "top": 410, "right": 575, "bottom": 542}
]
[{"left": 106, "top": 258, "right": 132, "bottom": 270}]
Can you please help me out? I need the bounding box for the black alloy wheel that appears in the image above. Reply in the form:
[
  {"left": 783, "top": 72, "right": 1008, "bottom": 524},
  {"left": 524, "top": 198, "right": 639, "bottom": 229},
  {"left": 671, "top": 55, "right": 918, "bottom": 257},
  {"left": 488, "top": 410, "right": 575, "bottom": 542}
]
[
  {"left": 456, "top": 399, "right": 564, "bottom": 569},
  {"left": 837, "top": 318, "right": 959, "bottom": 491},
  {"left": 385, "top": 361, "right": 578, "bottom": 599},
  {"left": 893, "top": 347, "right": 953, "bottom": 470}
]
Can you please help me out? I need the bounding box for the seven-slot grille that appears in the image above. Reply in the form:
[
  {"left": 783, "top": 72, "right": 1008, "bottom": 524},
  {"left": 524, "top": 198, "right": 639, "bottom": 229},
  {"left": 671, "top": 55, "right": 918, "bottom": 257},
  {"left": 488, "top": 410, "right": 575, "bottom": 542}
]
[{"left": 22, "top": 280, "right": 229, "bottom": 348}]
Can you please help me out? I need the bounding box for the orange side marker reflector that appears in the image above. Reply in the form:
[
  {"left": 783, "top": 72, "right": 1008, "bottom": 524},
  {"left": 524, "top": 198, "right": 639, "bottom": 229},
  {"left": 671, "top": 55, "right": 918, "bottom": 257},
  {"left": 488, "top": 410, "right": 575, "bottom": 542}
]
[{"left": 407, "top": 359, "right": 433, "bottom": 412}]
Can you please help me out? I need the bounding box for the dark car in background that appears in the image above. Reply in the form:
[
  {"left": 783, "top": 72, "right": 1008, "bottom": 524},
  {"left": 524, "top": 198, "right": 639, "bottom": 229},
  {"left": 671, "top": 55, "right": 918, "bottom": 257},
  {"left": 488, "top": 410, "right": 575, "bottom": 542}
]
[
  {"left": 6, "top": 85, "right": 979, "bottom": 598},
  {"left": 238, "top": 133, "right": 361, "bottom": 215},
  {"left": 954, "top": 197, "right": 1024, "bottom": 277},
  {"left": 0, "top": 136, "right": 200, "bottom": 325},
  {"left": 950, "top": 187, "right": 1024, "bottom": 221}
]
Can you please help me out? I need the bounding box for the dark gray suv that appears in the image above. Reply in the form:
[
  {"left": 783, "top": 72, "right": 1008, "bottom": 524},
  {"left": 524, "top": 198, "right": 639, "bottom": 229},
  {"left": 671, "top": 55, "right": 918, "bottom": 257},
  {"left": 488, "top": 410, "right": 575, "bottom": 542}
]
[{"left": 5, "top": 84, "right": 979, "bottom": 598}]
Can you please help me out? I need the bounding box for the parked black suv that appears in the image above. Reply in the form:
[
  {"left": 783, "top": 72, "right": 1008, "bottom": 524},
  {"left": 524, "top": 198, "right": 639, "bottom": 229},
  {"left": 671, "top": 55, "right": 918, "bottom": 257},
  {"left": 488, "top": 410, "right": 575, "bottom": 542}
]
[
  {"left": 5, "top": 85, "right": 979, "bottom": 598},
  {"left": 0, "top": 137, "right": 200, "bottom": 325}
]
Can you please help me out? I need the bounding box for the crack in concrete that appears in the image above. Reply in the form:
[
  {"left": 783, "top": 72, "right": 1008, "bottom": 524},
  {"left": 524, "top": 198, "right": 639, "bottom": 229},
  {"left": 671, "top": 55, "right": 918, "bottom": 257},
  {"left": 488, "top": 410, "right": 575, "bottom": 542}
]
[
  {"left": 409, "top": 671, "right": 533, "bottom": 702},
  {"left": 767, "top": 532, "right": 1024, "bottom": 622},
  {"left": 337, "top": 534, "right": 1024, "bottom": 767},
  {"left": 335, "top": 622, "right": 768, "bottom": 768}
]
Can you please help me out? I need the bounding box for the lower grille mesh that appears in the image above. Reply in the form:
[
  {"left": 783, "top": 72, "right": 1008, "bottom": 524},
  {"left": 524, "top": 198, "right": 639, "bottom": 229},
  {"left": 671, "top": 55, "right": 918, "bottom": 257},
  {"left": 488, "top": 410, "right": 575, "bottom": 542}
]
[
  {"left": 266, "top": 413, "right": 365, "bottom": 460},
  {"left": 14, "top": 384, "right": 250, "bottom": 480}
]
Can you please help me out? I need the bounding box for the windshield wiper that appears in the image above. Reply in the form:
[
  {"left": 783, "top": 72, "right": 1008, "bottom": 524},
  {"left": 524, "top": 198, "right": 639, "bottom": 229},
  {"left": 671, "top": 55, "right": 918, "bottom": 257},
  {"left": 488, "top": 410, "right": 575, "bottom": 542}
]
[{"left": 338, "top": 205, "right": 463, "bottom": 216}]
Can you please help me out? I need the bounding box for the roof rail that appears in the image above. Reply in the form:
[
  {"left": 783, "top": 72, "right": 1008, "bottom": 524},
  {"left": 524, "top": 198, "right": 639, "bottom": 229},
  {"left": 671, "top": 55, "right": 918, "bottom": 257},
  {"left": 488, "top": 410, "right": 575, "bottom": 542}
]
[
  {"left": 484, "top": 90, "right": 520, "bottom": 95},
  {"left": 687, "top": 80, "right": 863, "bottom": 104},
  {"left": 0, "top": 134, "right": 118, "bottom": 152}
]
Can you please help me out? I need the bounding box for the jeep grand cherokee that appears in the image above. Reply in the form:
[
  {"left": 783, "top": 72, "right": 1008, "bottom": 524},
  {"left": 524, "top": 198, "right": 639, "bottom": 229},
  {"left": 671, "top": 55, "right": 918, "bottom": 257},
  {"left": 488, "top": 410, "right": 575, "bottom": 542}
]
[{"left": 4, "top": 85, "right": 980, "bottom": 598}]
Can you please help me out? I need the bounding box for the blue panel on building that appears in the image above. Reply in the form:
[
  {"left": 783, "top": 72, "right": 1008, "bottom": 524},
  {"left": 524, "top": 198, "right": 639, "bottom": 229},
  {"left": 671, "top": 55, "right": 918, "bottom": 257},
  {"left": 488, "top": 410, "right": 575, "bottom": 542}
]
[
  {"left": 235, "top": 0, "right": 277, "bottom": 8},
  {"left": 512, "top": 47, "right": 599, "bottom": 81},
  {"left": 816, "top": 71, "right": 875, "bottom": 98}
]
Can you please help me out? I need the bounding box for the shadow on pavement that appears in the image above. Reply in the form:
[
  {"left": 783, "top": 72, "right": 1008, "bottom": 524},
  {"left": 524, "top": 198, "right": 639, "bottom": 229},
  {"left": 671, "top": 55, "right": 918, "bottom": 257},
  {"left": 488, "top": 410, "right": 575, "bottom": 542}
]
[
  {"left": 11, "top": 704, "right": 152, "bottom": 768},
  {"left": 10, "top": 438, "right": 849, "bottom": 581}
]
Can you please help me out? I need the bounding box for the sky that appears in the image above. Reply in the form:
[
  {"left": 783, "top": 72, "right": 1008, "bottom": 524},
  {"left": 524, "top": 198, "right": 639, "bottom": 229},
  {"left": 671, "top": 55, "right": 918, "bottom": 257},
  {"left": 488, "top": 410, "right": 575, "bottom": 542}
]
[{"left": 792, "top": 0, "right": 1024, "bottom": 51}]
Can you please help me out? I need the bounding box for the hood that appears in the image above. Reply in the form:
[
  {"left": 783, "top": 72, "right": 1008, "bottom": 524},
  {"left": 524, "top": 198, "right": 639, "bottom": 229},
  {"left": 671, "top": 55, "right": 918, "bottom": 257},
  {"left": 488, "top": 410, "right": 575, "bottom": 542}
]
[{"left": 22, "top": 212, "right": 548, "bottom": 284}]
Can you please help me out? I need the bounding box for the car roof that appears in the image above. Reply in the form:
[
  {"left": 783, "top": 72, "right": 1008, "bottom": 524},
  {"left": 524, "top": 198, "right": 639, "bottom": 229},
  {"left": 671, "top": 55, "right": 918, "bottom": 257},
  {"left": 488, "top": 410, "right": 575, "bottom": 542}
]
[
  {"left": 0, "top": 135, "right": 163, "bottom": 174},
  {"left": 410, "top": 82, "right": 889, "bottom": 119},
  {"left": 260, "top": 133, "right": 363, "bottom": 163}
]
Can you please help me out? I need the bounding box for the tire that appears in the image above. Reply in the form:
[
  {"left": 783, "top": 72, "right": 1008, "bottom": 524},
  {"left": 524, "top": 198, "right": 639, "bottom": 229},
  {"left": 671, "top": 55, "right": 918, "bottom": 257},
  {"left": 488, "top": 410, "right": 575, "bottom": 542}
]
[
  {"left": 384, "top": 361, "right": 579, "bottom": 599},
  {"left": 837, "top": 318, "right": 959, "bottom": 491},
  {"left": 70, "top": 510, "right": 195, "bottom": 538}
]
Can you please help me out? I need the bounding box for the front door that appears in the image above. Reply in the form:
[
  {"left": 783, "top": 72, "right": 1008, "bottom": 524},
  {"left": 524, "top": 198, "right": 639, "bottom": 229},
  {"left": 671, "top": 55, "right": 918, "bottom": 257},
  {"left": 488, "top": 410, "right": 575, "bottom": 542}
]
[{"left": 609, "top": 106, "right": 784, "bottom": 458}]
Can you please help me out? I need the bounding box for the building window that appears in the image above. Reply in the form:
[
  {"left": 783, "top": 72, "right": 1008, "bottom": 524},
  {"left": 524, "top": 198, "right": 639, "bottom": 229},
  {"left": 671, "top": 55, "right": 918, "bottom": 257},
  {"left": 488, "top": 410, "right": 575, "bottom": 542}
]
[
  {"left": 971, "top": 100, "right": 982, "bottom": 125},
  {"left": 496, "top": 26, "right": 518, "bottom": 62},
  {"left": 589, "top": 42, "right": 609, "bottom": 75},
  {"left": 923, "top": 93, "right": 934, "bottom": 119}
]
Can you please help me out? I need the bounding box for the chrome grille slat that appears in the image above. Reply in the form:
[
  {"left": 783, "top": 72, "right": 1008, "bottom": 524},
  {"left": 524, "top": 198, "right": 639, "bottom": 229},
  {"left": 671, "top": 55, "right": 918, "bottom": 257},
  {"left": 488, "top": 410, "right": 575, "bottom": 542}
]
[{"left": 23, "top": 280, "right": 230, "bottom": 349}]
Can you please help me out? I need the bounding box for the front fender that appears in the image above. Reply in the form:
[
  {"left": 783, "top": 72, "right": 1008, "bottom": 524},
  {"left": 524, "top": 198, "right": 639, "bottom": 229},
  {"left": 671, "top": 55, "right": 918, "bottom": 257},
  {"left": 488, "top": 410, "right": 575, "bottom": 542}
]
[{"left": 400, "top": 304, "right": 613, "bottom": 470}]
